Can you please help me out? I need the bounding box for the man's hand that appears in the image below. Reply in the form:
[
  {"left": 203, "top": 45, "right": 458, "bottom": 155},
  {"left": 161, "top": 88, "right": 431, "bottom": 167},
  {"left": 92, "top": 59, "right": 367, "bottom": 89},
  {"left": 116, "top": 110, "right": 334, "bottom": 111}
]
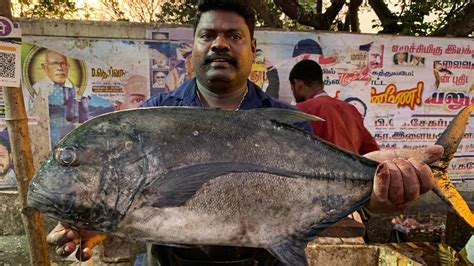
[
  {"left": 46, "top": 222, "right": 106, "bottom": 261},
  {"left": 363, "top": 145, "right": 443, "bottom": 213}
]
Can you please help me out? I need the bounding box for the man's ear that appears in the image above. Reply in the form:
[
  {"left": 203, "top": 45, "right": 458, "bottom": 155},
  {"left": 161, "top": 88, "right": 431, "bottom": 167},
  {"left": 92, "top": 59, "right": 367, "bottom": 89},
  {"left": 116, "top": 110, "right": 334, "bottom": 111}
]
[
  {"left": 293, "top": 79, "right": 304, "bottom": 91},
  {"left": 251, "top": 38, "right": 257, "bottom": 59}
]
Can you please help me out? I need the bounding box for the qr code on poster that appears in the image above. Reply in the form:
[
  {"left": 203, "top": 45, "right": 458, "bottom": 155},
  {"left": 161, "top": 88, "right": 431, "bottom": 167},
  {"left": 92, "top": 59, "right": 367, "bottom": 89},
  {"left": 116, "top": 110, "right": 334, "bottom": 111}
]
[{"left": 0, "top": 52, "right": 15, "bottom": 79}]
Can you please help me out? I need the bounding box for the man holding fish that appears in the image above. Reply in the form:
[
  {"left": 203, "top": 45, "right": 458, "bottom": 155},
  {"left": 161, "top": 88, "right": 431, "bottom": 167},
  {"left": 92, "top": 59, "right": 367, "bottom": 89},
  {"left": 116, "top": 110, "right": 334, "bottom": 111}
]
[{"left": 45, "top": 0, "right": 443, "bottom": 265}]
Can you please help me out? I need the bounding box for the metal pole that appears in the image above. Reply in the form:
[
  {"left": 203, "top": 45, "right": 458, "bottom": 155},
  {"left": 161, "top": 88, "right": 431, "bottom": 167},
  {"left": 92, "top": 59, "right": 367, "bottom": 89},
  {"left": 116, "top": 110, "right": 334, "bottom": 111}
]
[{"left": 0, "top": 0, "right": 50, "bottom": 265}]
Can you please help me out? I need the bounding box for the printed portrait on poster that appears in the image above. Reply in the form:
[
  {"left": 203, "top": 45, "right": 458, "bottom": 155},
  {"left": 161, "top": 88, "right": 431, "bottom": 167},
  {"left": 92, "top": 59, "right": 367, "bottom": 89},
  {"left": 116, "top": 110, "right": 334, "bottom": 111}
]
[
  {"left": 0, "top": 128, "right": 16, "bottom": 190},
  {"left": 393, "top": 51, "right": 408, "bottom": 65},
  {"left": 151, "top": 70, "right": 169, "bottom": 96},
  {"left": 22, "top": 45, "right": 88, "bottom": 146}
]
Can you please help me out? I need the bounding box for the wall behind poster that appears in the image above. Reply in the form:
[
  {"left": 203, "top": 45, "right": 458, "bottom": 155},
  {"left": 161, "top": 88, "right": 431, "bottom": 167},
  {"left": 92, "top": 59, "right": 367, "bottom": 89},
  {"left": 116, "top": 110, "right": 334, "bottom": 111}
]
[{"left": 21, "top": 29, "right": 473, "bottom": 185}]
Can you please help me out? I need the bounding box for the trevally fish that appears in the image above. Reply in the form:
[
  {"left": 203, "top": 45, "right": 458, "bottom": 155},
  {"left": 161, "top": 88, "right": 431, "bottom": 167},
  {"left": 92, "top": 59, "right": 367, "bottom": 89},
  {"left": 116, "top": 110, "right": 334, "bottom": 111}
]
[{"left": 27, "top": 106, "right": 474, "bottom": 265}]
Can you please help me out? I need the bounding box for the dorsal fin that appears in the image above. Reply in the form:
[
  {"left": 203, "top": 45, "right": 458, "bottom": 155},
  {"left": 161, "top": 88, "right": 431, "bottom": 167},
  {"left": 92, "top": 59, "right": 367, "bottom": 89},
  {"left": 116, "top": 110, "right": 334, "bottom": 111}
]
[{"left": 246, "top": 108, "right": 324, "bottom": 124}]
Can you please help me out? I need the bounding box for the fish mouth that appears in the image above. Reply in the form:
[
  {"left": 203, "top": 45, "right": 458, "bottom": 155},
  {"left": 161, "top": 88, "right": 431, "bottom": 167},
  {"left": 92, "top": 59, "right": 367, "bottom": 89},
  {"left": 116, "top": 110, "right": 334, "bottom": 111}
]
[
  {"left": 28, "top": 180, "right": 123, "bottom": 232},
  {"left": 27, "top": 182, "right": 76, "bottom": 215},
  {"left": 27, "top": 189, "right": 91, "bottom": 227}
]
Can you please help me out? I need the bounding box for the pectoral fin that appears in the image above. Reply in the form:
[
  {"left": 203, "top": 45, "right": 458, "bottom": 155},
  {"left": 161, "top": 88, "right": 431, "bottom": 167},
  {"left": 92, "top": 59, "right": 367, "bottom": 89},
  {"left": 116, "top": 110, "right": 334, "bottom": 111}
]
[
  {"left": 142, "top": 162, "right": 297, "bottom": 208},
  {"left": 268, "top": 193, "right": 370, "bottom": 265}
]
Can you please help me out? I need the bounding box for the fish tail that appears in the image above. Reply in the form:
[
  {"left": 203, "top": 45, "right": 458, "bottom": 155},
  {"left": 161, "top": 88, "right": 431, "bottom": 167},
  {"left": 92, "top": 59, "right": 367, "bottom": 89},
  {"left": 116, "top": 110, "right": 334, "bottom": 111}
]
[{"left": 432, "top": 104, "right": 474, "bottom": 228}]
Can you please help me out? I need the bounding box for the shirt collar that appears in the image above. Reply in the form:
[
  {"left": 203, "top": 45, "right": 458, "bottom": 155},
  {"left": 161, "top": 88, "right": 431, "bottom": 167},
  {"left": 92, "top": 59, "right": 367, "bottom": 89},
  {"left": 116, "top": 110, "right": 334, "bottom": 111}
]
[
  {"left": 310, "top": 91, "right": 328, "bottom": 99},
  {"left": 238, "top": 80, "right": 268, "bottom": 110},
  {"left": 161, "top": 78, "right": 200, "bottom": 106},
  {"left": 172, "top": 78, "right": 268, "bottom": 109}
]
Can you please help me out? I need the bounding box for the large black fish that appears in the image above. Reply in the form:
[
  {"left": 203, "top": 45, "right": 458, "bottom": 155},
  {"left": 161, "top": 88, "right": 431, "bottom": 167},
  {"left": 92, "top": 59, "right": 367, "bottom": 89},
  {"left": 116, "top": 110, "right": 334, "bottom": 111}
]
[{"left": 27, "top": 106, "right": 474, "bottom": 265}]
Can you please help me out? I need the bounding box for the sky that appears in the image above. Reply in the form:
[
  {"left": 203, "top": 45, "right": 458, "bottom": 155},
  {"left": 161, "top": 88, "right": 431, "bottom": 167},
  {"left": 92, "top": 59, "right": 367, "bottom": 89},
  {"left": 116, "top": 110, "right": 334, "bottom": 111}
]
[{"left": 359, "top": 9, "right": 380, "bottom": 34}]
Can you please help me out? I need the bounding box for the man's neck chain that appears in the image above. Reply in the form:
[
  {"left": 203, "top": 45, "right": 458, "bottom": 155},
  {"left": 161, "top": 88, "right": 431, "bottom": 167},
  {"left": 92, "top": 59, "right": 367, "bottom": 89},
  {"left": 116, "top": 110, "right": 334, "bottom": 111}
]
[{"left": 197, "top": 86, "right": 248, "bottom": 111}]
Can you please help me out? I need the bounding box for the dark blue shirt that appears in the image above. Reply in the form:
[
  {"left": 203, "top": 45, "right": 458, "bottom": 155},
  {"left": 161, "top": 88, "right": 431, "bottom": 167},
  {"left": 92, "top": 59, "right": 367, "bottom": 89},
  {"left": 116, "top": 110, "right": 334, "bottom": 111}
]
[{"left": 142, "top": 78, "right": 312, "bottom": 132}]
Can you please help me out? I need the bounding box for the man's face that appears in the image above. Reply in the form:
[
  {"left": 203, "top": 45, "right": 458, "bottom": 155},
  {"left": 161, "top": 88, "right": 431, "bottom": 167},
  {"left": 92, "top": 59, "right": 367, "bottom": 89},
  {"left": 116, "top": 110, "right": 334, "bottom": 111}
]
[
  {"left": 192, "top": 9, "right": 256, "bottom": 90},
  {"left": 290, "top": 80, "right": 306, "bottom": 103},
  {"left": 0, "top": 145, "right": 10, "bottom": 177},
  {"left": 43, "top": 52, "right": 69, "bottom": 85},
  {"left": 154, "top": 72, "right": 166, "bottom": 87},
  {"left": 396, "top": 52, "right": 405, "bottom": 63}
]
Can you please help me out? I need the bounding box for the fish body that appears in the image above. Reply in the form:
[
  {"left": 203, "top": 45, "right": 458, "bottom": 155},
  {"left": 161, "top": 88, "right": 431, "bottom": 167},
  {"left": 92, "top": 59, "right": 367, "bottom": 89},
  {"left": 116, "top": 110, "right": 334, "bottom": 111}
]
[{"left": 27, "top": 106, "right": 473, "bottom": 265}]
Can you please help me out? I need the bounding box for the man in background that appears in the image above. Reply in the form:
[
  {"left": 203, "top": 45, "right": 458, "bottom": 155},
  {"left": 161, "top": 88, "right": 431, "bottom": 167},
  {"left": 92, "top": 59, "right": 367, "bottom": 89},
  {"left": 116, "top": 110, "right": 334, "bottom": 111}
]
[{"left": 290, "top": 59, "right": 379, "bottom": 155}]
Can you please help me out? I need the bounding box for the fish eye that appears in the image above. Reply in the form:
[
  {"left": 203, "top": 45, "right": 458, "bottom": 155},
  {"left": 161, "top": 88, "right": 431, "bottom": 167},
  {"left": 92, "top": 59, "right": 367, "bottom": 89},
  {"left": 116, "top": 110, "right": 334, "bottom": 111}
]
[{"left": 55, "top": 147, "right": 78, "bottom": 166}]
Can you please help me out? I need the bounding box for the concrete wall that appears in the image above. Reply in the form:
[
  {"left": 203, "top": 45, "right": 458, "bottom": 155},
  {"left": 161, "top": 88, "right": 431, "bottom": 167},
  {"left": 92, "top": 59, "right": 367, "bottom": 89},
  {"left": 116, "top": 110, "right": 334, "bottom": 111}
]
[{"left": 17, "top": 18, "right": 183, "bottom": 38}]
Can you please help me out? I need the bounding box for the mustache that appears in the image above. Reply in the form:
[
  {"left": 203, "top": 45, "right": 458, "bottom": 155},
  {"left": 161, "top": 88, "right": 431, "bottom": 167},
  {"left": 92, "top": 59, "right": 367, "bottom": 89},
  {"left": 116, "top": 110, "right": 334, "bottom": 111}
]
[{"left": 203, "top": 52, "right": 238, "bottom": 67}]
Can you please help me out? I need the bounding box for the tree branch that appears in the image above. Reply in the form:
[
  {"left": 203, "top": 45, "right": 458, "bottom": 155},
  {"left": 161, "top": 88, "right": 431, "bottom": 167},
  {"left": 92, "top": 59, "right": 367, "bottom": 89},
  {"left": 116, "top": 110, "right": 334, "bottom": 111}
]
[
  {"left": 316, "top": 0, "right": 322, "bottom": 16},
  {"left": 345, "top": 0, "right": 363, "bottom": 32},
  {"left": 273, "top": 0, "right": 320, "bottom": 28},
  {"left": 368, "top": 0, "right": 401, "bottom": 33},
  {"left": 432, "top": 1, "right": 474, "bottom": 37},
  {"left": 320, "top": 0, "right": 346, "bottom": 29},
  {"left": 100, "top": 0, "right": 127, "bottom": 20},
  {"left": 251, "top": 0, "right": 283, "bottom": 28},
  {"left": 273, "top": 0, "right": 346, "bottom": 30}
]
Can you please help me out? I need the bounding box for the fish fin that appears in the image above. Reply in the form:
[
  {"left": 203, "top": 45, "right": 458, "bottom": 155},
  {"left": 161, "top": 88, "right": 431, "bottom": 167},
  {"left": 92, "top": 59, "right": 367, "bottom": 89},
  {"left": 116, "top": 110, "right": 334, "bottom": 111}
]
[
  {"left": 247, "top": 108, "right": 324, "bottom": 124},
  {"left": 144, "top": 163, "right": 295, "bottom": 208},
  {"left": 268, "top": 194, "right": 371, "bottom": 265},
  {"left": 432, "top": 104, "right": 474, "bottom": 228},
  {"left": 302, "top": 193, "right": 371, "bottom": 241},
  {"left": 268, "top": 238, "right": 308, "bottom": 266}
]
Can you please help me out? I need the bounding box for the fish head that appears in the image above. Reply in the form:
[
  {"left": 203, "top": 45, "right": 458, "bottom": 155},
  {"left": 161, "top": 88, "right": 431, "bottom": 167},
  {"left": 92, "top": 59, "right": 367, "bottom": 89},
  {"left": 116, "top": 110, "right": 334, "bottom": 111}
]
[{"left": 28, "top": 114, "right": 148, "bottom": 232}]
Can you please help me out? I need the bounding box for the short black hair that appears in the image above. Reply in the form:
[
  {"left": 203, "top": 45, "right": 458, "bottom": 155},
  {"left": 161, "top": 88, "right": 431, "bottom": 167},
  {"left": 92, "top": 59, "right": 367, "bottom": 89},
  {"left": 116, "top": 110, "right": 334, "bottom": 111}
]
[
  {"left": 193, "top": 0, "right": 256, "bottom": 38},
  {"left": 289, "top": 59, "right": 323, "bottom": 87}
]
